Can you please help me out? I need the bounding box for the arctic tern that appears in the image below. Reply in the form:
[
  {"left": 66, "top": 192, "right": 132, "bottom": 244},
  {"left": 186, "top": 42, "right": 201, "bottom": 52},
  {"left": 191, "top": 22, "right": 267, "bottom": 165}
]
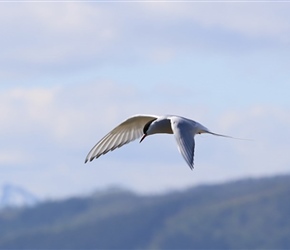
[{"left": 85, "top": 114, "right": 236, "bottom": 169}]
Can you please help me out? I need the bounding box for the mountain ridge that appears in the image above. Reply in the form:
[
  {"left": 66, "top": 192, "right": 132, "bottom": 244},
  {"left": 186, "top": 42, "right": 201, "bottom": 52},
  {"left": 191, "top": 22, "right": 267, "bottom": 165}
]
[{"left": 0, "top": 174, "right": 290, "bottom": 249}]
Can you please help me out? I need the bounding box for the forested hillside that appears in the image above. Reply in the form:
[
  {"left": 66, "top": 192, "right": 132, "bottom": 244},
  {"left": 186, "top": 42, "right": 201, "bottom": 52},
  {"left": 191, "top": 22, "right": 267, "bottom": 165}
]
[{"left": 0, "top": 175, "right": 290, "bottom": 249}]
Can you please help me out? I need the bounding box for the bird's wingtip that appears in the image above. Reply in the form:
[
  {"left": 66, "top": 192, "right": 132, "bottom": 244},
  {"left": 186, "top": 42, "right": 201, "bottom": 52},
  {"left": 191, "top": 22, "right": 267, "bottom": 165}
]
[
  {"left": 84, "top": 157, "right": 95, "bottom": 164},
  {"left": 187, "top": 163, "right": 194, "bottom": 170}
]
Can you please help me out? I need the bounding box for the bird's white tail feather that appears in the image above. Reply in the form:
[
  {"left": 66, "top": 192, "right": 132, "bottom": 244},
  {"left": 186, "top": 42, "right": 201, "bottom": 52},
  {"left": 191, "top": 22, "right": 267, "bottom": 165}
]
[{"left": 207, "top": 131, "right": 252, "bottom": 141}]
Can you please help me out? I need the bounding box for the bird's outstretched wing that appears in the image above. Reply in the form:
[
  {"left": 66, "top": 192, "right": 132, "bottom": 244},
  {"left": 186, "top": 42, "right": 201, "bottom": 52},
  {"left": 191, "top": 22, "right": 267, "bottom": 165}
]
[
  {"left": 170, "top": 117, "right": 195, "bottom": 170},
  {"left": 85, "top": 114, "right": 158, "bottom": 163}
]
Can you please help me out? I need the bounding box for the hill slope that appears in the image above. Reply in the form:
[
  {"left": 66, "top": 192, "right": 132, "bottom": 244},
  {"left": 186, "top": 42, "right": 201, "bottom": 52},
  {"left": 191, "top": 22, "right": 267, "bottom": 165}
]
[{"left": 0, "top": 175, "right": 290, "bottom": 249}]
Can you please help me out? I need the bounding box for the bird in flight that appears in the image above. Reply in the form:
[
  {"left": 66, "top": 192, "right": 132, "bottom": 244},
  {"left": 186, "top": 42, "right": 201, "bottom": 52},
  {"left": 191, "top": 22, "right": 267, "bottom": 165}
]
[{"left": 85, "top": 114, "right": 236, "bottom": 169}]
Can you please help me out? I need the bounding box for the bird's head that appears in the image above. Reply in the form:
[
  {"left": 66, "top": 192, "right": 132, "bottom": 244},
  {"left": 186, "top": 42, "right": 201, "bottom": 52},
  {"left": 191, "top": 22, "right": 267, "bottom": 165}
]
[{"left": 139, "top": 118, "right": 157, "bottom": 143}]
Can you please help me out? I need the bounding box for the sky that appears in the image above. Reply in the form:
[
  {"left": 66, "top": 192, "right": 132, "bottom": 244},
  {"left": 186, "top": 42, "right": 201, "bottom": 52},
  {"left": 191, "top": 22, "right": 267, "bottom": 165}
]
[{"left": 1, "top": 1, "right": 290, "bottom": 200}]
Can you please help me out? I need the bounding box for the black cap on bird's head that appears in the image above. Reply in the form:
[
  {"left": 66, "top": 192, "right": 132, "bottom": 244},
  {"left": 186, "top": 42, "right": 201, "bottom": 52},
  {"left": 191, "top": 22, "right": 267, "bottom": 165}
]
[{"left": 140, "top": 118, "right": 157, "bottom": 143}]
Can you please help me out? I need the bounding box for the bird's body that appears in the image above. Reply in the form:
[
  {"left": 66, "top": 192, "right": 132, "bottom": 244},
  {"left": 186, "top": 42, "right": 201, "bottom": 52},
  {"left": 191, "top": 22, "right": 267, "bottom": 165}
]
[{"left": 85, "top": 114, "right": 233, "bottom": 169}]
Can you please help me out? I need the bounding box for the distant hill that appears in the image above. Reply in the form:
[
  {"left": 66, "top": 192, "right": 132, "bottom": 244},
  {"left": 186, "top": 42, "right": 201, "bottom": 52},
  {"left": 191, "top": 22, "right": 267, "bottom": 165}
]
[{"left": 0, "top": 175, "right": 290, "bottom": 249}]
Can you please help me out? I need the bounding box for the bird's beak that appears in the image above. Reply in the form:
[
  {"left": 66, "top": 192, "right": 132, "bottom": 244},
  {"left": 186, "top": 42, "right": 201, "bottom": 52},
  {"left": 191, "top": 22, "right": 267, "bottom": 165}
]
[{"left": 139, "top": 134, "right": 147, "bottom": 143}]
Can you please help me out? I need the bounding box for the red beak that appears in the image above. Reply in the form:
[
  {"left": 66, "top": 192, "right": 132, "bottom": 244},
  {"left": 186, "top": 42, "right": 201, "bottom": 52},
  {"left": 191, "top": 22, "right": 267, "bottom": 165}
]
[{"left": 139, "top": 134, "right": 147, "bottom": 143}]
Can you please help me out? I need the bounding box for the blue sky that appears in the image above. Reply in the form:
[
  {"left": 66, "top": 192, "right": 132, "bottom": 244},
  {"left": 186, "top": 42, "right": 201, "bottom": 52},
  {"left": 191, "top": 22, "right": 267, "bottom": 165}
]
[{"left": 1, "top": 1, "right": 290, "bottom": 199}]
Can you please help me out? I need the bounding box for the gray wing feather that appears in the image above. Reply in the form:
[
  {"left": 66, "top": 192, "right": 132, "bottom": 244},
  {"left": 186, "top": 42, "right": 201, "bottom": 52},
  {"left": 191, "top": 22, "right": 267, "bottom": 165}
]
[
  {"left": 170, "top": 117, "right": 195, "bottom": 169},
  {"left": 85, "top": 115, "right": 158, "bottom": 163}
]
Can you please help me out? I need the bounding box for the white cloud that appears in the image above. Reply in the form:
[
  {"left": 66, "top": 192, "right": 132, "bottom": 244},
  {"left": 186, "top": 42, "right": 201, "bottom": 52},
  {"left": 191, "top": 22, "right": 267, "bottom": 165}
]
[
  {"left": 1, "top": 2, "right": 290, "bottom": 79},
  {"left": 0, "top": 86, "right": 58, "bottom": 135},
  {"left": 0, "top": 150, "right": 32, "bottom": 166},
  {"left": 142, "top": 3, "right": 290, "bottom": 40},
  {"left": 0, "top": 3, "right": 118, "bottom": 69},
  {"left": 216, "top": 105, "right": 290, "bottom": 175}
]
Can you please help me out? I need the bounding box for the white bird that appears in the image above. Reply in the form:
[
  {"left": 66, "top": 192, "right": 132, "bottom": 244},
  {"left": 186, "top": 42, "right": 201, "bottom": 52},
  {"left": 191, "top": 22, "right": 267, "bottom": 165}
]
[{"left": 85, "top": 114, "right": 235, "bottom": 169}]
